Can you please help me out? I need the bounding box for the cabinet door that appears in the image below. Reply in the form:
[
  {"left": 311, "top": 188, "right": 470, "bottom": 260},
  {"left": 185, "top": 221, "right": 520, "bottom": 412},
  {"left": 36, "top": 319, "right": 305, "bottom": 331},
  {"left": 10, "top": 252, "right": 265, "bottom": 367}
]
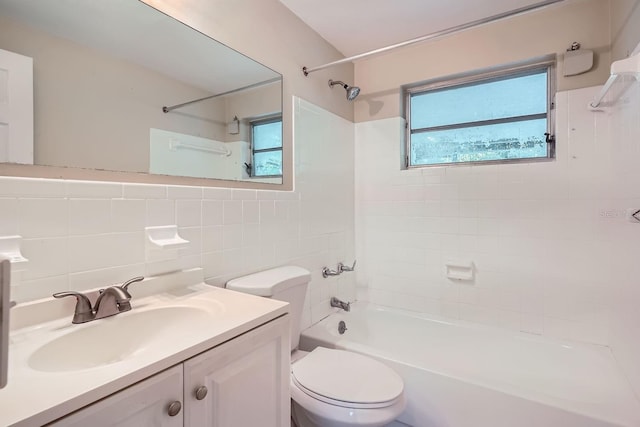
[
  {"left": 184, "top": 315, "right": 290, "bottom": 427},
  {"left": 48, "top": 365, "right": 183, "bottom": 427}
]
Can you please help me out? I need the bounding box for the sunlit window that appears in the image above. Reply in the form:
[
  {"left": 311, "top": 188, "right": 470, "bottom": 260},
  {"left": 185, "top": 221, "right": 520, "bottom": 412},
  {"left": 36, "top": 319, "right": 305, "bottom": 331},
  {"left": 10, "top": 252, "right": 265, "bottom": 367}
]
[
  {"left": 250, "top": 117, "right": 282, "bottom": 177},
  {"left": 405, "top": 60, "right": 555, "bottom": 167}
]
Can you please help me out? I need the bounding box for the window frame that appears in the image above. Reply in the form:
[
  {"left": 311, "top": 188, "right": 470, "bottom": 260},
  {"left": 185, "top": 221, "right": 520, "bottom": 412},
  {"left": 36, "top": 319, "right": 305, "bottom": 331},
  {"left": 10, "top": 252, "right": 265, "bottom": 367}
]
[
  {"left": 249, "top": 115, "right": 283, "bottom": 178},
  {"left": 403, "top": 57, "right": 556, "bottom": 168}
]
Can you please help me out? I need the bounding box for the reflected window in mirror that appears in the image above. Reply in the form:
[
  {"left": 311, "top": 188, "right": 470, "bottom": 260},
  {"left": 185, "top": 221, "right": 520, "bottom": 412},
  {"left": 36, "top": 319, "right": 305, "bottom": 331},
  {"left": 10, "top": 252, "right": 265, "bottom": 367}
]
[{"left": 250, "top": 116, "right": 282, "bottom": 178}]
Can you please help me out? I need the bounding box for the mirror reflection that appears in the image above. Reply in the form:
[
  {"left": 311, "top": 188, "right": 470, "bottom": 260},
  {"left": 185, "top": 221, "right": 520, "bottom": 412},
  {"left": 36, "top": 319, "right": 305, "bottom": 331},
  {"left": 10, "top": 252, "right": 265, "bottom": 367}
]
[{"left": 0, "top": 0, "right": 283, "bottom": 184}]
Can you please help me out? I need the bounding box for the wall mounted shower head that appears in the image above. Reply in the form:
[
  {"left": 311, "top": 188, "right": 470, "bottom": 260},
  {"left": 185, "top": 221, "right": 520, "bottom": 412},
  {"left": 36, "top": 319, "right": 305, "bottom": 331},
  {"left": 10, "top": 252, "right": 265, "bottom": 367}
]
[{"left": 328, "top": 79, "right": 360, "bottom": 101}]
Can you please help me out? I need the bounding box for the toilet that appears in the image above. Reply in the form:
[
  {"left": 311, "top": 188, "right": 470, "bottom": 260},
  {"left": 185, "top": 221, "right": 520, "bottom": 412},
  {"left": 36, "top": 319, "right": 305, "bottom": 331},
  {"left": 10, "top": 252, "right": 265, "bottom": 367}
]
[{"left": 226, "top": 266, "right": 405, "bottom": 427}]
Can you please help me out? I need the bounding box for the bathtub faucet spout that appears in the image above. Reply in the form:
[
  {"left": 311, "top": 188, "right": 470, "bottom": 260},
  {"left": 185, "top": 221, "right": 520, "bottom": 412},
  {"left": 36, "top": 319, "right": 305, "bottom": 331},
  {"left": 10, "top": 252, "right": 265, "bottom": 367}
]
[{"left": 330, "top": 297, "right": 350, "bottom": 312}]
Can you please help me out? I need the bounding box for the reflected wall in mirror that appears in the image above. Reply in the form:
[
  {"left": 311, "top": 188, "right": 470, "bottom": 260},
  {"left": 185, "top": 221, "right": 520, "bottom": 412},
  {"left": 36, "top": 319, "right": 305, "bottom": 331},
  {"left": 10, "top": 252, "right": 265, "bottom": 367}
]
[{"left": 0, "top": 0, "right": 283, "bottom": 184}]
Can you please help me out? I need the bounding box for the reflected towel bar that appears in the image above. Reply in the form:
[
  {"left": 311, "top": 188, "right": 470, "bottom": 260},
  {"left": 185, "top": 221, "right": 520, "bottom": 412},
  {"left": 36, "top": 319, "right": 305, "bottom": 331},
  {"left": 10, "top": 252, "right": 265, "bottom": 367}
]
[{"left": 169, "top": 140, "right": 231, "bottom": 157}]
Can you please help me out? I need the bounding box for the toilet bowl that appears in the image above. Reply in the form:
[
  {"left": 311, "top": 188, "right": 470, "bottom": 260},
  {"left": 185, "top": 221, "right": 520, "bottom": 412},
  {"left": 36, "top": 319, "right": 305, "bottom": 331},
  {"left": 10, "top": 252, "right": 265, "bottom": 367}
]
[
  {"left": 226, "top": 266, "right": 406, "bottom": 427},
  {"left": 290, "top": 348, "right": 405, "bottom": 427}
]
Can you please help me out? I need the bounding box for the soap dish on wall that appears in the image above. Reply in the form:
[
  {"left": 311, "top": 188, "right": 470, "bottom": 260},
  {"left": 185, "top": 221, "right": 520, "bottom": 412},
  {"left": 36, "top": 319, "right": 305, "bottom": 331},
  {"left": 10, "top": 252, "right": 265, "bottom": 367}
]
[
  {"left": 145, "top": 226, "right": 190, "bottom": 261},
  {"left": 0, "top": 236, "right": 28, "bottom": 270},
  {"left": 445, "top": 260, "right": 475, "bottom": 282}
]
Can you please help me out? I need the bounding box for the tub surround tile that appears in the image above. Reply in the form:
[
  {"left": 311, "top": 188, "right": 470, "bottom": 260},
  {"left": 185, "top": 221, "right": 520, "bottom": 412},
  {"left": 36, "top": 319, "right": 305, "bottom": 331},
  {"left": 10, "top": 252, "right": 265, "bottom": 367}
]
[
  {"left": 223, "top": 200, "right": 243, "bottom": 225},
  {"left": 20, "top": 238, "right": 68, "bottom": 281},
  {"left": 203, "top": 187, "right": 232, "bottom": 200},
  {"left": 111, "top": 199, "right": 146, "bottom": 233},
  {"left": 68, "top": 199, "right": 111, "bottom": 236},
  {"left": 68, "top": 264, "right": 145, "bottom": 293},
  {"left": 232, "top": 189, "right": 257, "bottom": 200},
  {"left": 146, "top": 199, "right": 175, "bottom": 226},
  {"left": 122, "top": 183, "right": 167, "bottom": 199},
  {"left": 0, "top": 198, "right": 19, "bottom": 235},
  {"left": 176, "top": 200, "right": 202, "bottom": 227},
  {"left": 0, "top": 177, "right": 66, "bottom": 198},
  {"left": 354, "top": 87, "right": 632, "bottom": 347},
  {"left": 202, "top": 226, "right": 223, "bottom": 253},
  {"left": 242, "top": 200, "right": 260, "bottom": 224},
  {"left": 19, "top": 199, "right": 68, "bottom": 238},
  {"left": 12, "top": 275, "right": 68, "bottom": 303},
  {"left": 66, "top": 181, "right": 123, "bottom": 199},
  {"left": 167, "top": 185, "right": 202, "bottom": 200},
  {"left": 202, "top": 200, "right": 224, "bottom": 226}
]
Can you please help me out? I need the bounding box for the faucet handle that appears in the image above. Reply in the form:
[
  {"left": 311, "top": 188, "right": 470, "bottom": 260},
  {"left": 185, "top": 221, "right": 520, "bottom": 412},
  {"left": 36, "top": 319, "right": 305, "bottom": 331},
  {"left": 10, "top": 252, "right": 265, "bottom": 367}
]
[
  {"left": 53, "top": 291, "right": 94, "bottom": 324},
  {"left": 120, "top": 276, "right": 144, "bottom": 293},
  {"left": 339, "top": 260, "right": 356, "bottom": 273}
]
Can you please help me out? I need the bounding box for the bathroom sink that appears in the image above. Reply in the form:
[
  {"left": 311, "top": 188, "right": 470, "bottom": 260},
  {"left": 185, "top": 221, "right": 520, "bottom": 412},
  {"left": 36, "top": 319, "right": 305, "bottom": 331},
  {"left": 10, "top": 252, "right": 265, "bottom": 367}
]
[{"left": 28, "top": 306, "right": 217, "bottom": 372}]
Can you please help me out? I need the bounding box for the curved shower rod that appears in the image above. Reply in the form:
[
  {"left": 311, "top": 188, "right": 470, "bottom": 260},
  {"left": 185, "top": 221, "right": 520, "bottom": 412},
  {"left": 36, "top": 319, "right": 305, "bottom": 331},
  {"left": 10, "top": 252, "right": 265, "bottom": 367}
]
[{"left": 302, "top": 0, "right": 565, "bottom": 76}]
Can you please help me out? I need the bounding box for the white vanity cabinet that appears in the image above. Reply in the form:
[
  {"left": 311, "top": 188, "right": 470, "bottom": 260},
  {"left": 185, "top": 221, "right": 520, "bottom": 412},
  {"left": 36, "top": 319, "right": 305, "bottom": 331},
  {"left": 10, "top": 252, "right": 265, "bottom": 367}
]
[
  {"left": 48, "top": 315, "right": 290, "bottom": 427},
  {"left": 184, "top": 312, "right": 290, "bottom": 427}
]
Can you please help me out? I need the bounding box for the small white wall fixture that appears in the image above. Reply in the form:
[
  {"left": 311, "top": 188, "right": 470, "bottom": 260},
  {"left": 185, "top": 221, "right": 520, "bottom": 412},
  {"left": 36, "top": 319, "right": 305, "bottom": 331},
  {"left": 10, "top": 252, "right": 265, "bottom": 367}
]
[{"left": 145, "top": 225, "right": 190, "bottom": 262}]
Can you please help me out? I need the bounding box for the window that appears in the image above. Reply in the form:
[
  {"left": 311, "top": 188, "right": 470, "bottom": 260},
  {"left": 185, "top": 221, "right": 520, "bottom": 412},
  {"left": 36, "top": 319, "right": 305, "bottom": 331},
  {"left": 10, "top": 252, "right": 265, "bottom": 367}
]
[
  {"left": 250, "top": 116, "right": 282, "bottom": 177},
  {"left": 405, "top": 60, "right": 555, "bottom": 167}
]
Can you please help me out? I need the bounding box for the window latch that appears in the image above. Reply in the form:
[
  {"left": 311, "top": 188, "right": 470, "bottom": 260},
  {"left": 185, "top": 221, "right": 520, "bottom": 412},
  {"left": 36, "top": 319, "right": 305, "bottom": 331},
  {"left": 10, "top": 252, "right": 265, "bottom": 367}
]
[{"left": 544, "top": 133, "right": 555, "bottom": 144}]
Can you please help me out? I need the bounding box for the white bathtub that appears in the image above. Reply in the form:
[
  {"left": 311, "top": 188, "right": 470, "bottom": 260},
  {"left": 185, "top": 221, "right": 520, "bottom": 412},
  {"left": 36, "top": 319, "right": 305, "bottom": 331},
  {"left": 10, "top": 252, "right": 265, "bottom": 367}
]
[{"left": 299, "top": 304, "right": 640, "bottom": 427}]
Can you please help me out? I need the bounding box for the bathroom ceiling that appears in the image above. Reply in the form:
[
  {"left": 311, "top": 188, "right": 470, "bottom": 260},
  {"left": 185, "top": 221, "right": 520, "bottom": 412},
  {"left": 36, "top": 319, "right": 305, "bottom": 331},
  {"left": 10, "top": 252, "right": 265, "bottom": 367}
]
[{"left": 279, "top": 0, "right": 566, "bottom": 57}]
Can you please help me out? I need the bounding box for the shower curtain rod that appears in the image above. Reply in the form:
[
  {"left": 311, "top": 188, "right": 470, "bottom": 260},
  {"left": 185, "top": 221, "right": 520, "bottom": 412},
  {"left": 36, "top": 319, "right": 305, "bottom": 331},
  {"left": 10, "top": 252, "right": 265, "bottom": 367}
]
[
  {"left": 163, "top": 77, "right": 281, "bottom": 113},
  {"left": 302, "top": 0, "right": 565, "bottom": 76}
]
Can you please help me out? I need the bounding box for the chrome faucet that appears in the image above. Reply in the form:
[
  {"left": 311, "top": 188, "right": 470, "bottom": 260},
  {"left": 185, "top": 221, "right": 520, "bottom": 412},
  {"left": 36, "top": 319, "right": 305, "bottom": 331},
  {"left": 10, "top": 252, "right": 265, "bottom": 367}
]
[
  {"left": 53, "top": 276, "right": 144, "bottom": 324},
  {"left": 330, "top": 297, "right": 351, "bottom": 312}
]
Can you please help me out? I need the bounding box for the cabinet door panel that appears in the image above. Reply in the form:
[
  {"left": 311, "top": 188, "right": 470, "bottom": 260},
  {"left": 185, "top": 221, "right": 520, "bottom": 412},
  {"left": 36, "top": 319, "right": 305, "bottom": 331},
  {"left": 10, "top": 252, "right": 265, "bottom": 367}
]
[
  {"left": 184, "top": 315, "right": 290, "bottom": 427},
  {"left": 48, "top": 365, "right": 183, "bottom": 427}
]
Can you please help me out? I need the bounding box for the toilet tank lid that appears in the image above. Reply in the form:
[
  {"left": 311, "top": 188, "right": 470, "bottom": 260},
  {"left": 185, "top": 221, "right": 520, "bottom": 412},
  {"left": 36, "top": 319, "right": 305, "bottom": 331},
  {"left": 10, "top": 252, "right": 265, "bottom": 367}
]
[{"left": 226, "top": 266, "right": 311, "bottom": 296}]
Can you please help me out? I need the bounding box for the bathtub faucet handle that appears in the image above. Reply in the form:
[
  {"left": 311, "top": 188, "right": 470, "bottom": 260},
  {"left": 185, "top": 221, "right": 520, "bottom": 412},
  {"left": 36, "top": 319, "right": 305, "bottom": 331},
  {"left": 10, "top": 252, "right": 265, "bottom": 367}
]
[
  {"left": 322, "top": 266, "right": 340, "bottom": 278},
  {"left": 338, "top": 260, "right": 356, "bottom": 273}
]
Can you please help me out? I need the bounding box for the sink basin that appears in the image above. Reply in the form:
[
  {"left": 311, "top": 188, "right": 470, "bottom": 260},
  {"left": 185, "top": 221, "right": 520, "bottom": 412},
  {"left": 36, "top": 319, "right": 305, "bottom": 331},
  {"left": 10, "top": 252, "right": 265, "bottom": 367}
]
[{"left": 28, "top": 306, "right": 217, "bottom": 372}]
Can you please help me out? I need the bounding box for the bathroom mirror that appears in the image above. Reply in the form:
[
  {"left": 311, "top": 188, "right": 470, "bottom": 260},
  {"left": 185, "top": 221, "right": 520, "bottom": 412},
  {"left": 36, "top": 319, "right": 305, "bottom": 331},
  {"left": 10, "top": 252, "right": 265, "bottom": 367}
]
[{"left": 0, "top": 0, "right": 283, "bottom": 185}]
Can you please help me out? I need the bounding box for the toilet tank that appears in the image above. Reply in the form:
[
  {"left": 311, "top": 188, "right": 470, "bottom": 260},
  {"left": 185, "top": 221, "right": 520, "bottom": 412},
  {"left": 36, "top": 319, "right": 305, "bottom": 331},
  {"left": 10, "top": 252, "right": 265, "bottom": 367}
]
[{"left": 226, "top": 266, "right": 311, "bottom": 351}]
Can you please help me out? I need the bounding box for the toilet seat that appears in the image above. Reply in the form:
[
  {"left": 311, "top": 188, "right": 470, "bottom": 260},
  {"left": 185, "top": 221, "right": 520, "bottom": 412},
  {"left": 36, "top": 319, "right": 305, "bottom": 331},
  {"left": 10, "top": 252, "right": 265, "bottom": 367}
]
[{"left": 291, "top": 347, "right": 404, "bottom": 409}]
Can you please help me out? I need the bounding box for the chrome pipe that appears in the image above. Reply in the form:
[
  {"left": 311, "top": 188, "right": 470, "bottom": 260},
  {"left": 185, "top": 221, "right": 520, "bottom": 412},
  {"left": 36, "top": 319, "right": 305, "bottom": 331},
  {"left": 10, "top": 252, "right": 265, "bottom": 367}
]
[
  {"left": 163, "top": 77, "right": 281, "bottom": 113},
  {"left": 302, "top": 0, "right": 565, "bottom": 76}
]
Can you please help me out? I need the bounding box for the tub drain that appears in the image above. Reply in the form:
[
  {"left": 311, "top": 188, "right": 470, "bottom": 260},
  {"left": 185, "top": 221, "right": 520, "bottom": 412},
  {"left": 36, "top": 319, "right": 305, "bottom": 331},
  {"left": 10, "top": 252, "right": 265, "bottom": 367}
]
[{"left": 338, "top": 320, "right": 347, "bottom": 335}]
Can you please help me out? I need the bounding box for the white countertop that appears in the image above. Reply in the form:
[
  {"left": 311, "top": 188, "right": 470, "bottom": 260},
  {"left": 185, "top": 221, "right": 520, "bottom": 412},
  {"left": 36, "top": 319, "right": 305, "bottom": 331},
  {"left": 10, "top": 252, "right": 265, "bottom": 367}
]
[{"left": 0, "top": 282, "right": 288, "bottom": 427}]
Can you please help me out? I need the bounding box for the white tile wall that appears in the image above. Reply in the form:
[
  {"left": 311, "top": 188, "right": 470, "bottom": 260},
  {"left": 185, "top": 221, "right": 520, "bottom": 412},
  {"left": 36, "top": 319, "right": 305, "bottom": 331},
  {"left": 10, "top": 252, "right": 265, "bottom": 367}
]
[
  {"left": 4, "top": 97, "right": 356, "bottom": 332},
  {"left": 355, "top": 85, "right": 640, "bottom": 349},
  {"left": 606, "top": 76, "right": 640, "bottom": 398}
]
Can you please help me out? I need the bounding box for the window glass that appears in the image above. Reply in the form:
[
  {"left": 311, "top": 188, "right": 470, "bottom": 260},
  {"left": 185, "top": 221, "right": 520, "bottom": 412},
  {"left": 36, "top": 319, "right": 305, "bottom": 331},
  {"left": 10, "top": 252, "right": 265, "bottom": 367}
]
[
  {"left": 253, "top": 121, "right": 282, "bottom": 150},
  {"left": 410, "top": 71, "right": 548, "bottom": 129},
  {"left": 406, "top": 63, "right": 554, "bottom": 167},
  {"left": 253, "top": 150, "right": 282, "bottom": 176},
  {"left": 411, "top": 118, "right": 547, "bottom": 165},
  {"left": 251, "top": 117, "right": 282, "bottom": 177}
]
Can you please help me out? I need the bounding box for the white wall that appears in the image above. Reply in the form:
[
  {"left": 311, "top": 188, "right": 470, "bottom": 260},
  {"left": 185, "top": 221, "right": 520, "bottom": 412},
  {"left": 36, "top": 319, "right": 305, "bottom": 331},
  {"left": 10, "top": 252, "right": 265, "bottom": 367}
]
[
  {"left": 611, "top": 0, "right": 640, "bottom": 60},
  {"left": 353, "top": 0, "right": 611, "bottom": 123},
  {"left": 4, "top": 97, "right": 355, "bottom": 329}
]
